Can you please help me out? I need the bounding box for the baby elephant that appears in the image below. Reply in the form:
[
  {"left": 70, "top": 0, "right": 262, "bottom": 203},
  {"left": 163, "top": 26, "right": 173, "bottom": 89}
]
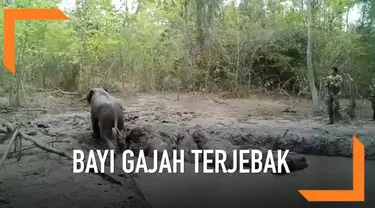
[
  {"left": 86, "top": 88, "right": 125, "bottom": 152},
  {"left": 144, "top": 132, "right": 177, "bottom": 159},
  {"left": 176, "top": 131, "right": 202, "bottom": 163},
  {"left": 125, "top": 126, "right": 177, "bottom": 159}
]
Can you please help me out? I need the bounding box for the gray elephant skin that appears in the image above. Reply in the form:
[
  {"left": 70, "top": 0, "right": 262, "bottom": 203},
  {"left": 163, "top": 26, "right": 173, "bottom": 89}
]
[
  {"left": 86, "top": 88, "right": 125, "bottom": 152},
  {"left": 125, "top": 126, "right": 177, "bottom": 159}
]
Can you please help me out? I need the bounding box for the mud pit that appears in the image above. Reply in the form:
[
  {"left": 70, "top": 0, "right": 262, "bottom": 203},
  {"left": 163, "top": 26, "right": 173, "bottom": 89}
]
[{"left": 1, "top": 91, "right": 375, "bottom": 208}]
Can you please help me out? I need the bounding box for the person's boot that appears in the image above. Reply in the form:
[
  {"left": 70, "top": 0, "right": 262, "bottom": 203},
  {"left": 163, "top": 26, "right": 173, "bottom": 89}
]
[{"left": 373, "top": 110, "right": 375, "bottom": 121}]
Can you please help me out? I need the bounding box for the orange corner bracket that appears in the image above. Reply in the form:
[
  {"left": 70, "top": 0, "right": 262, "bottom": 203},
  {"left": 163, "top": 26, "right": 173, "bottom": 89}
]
[
  {"left": 3, "top": 8, "right": 69, "bottom": 75},
  {"left": 298, "top": 135, "right": 365, "bottom": 202}
]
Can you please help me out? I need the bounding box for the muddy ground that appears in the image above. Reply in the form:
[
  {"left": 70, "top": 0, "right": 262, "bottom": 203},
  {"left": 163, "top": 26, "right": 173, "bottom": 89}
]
[{"left": 0, "top": 90, "right": 375, "bottom": 208}]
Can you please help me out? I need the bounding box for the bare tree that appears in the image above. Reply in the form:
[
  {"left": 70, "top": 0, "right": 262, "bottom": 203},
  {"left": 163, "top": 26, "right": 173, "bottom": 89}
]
[{"left": 306, "top": 0, "right": 320, "bottom": 112}]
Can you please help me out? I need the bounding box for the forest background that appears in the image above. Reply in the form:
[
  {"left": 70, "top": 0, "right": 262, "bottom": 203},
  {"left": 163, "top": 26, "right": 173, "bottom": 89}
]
[{"left": 0, "top": 0, "right": 375, "bottom": 113}]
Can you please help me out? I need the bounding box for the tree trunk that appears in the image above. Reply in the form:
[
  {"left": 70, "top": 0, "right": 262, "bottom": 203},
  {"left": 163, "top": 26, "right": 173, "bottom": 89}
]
[
  {"left": 346, "top": 6, "right": 350, "bottom": 32},
  {"left": 196, "top": 0, "right": 204, "bottom": 51},
  {"left": 306, "top": 0, "right": 320, "bottom": 112}
]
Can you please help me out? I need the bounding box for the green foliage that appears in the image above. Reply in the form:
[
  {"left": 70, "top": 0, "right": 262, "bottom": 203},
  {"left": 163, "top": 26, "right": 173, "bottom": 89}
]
[{"left": 0, "top": 0, "right": 374, "bottom": 103}]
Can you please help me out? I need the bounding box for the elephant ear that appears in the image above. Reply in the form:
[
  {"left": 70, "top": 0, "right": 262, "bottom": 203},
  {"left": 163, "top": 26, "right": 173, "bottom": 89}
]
[
  {"left": 86, "top": 89, "right": 94, "bottom": 103},
  {"left": 176, "top": 133, "right": 183, "bottom": 144}
]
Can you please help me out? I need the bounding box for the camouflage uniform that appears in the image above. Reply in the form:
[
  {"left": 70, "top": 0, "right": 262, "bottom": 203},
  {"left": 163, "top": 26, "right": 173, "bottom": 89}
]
[
  {"left": 325, "top": 74, "right": 343, "bottom": 123},
  {"left": 369, "top": 78, "right": 375, "bottom": 120}
]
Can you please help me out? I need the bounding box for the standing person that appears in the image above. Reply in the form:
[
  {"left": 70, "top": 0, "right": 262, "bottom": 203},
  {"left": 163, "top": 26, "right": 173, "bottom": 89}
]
[
  {"left": 369, "top": 78, "right": 375, "bottom": 120},
  {"left": 325, "top": 66, "right": 343, "bottom": 124}
]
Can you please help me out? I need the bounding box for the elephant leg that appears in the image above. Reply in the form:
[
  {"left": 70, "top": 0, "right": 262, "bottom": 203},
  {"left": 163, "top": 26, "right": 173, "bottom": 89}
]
[
  {"left": 116, "top": 118, "right": 126, "bottom": 152},
  {"left": 99, "top": 121, "right": 116, "bottom": 150},
  {"left": 99, "top": 118, "right": 113, "bottom": 140},
  {"left": 92, "top": 117, "right": 100, "bottom": 139},
  {"left": 117, "top": 114, "right": 124, "bottom": 132},
  {"left": 98, "top": 107, "right": 115, "bottom": 149}
]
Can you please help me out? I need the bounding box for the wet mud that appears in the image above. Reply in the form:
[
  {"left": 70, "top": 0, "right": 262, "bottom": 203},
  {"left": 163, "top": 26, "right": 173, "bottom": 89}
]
[{"left": 0, "top": 91, "right": 374, "bottom": 208}]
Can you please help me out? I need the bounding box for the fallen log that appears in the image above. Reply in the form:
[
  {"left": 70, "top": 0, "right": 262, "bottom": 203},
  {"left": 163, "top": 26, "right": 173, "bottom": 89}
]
[
  {"left": 0, "top": 129, "right": 19, "bottom": 168},
  {"left": 1, "top": 140, "right": 70, "bottom": 158},
  {"left": 0, "top": 122, "right": 145, "bottom": 200},
  {"left": 58, "top": 88, "right": 79, "bottom": 95}
]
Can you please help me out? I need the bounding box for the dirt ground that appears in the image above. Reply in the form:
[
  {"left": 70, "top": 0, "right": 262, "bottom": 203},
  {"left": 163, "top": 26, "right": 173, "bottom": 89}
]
[{"left": 0, "top": 90, "right": 375, "bottom": 208}]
